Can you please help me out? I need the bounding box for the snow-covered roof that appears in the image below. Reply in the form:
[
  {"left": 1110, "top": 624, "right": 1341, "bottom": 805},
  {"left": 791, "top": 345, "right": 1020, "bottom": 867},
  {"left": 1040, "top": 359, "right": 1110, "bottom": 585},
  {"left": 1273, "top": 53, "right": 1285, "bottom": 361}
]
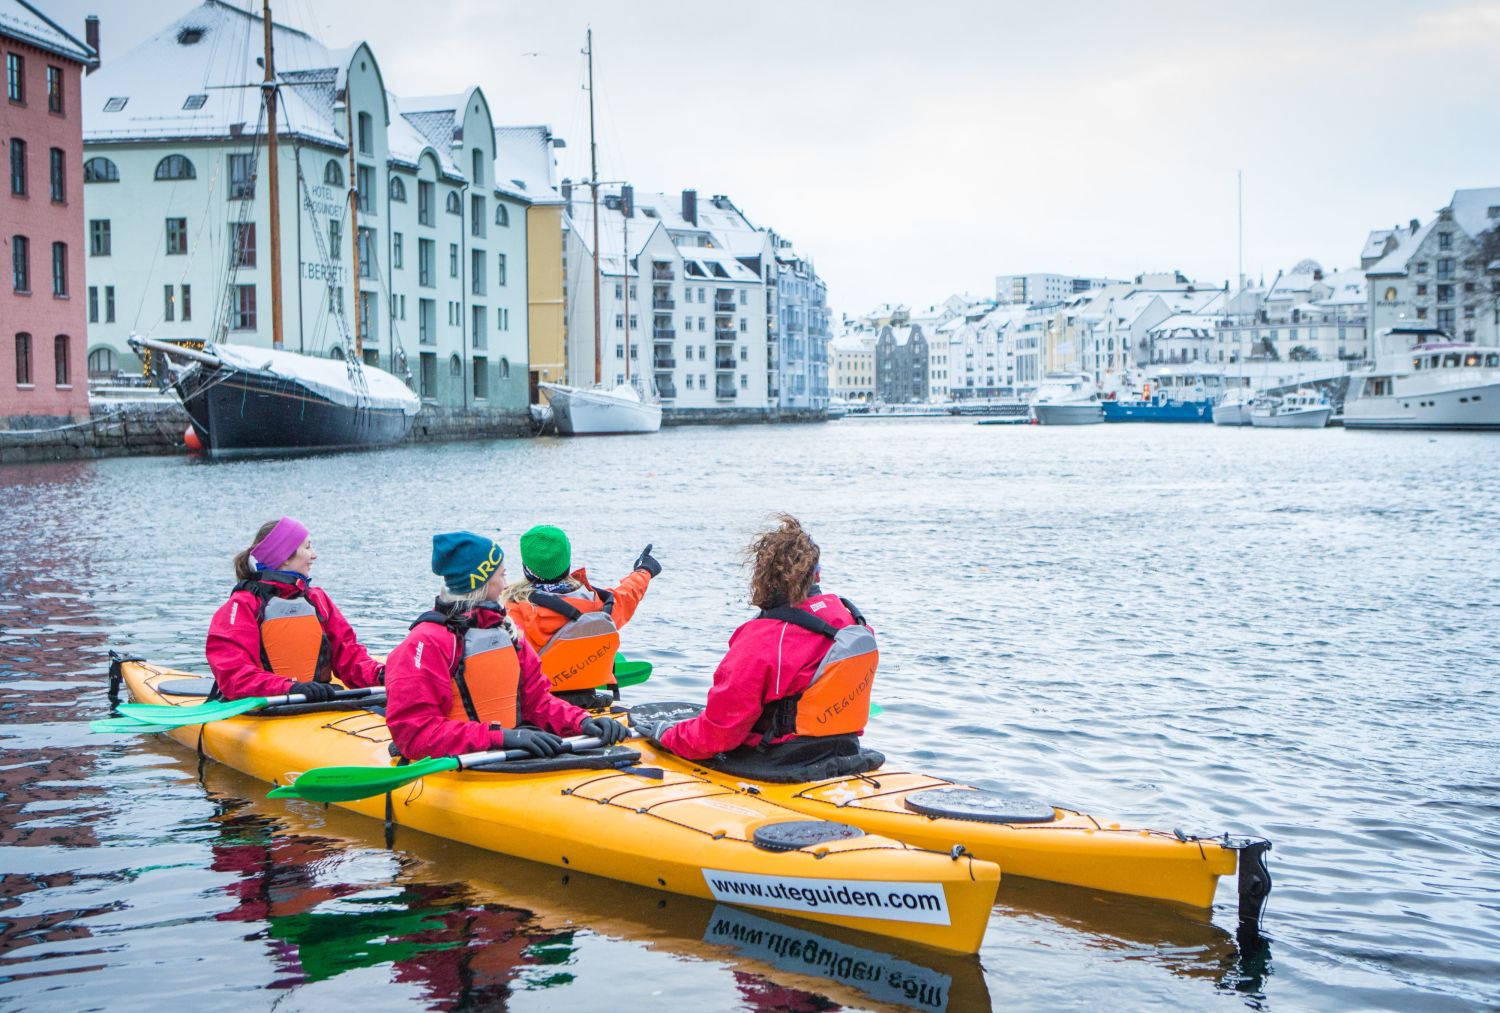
[
  {"left": 1264, "top": 267, "right": 1320, "bottom": 302},
  {"left": 1366, "top": 218, "right": 1437, "bottom": 275},
  {"left": 1147, "top": 312, "right": 1219, "bottom": 337},
  {"left": 385, "top": 92, "right": 463, "bottom": 179},
  {"left": 492, "top": 125, "right": 563, "bottom": 205},
  {"left": 1312, "top": 268, "right": 1366, "bottom": 306},
  {"left": 0, "top": 0, "right": 94, "bottom": 63},
  {"left": 83, "top": 1, "right": 343, "bottom": 147},
  {"left": 1449, "top": 186, "right": 1500, "bottom": 240},
  {"left": 885, "top": 325, "right": 924, "bottom": 347}
]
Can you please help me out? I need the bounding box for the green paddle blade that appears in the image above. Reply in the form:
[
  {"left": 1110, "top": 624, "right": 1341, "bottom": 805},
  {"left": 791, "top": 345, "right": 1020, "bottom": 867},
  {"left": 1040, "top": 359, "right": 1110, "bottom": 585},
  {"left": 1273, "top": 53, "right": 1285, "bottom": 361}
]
[
  {"left": 869, "top": 702, "right": 885, "bottom": 718},
  {"left": 90, "top": 716, "right": 170, "bottom": 734},
  {"left": 268, "top": 755, "right": 460, "bottom": 803},
  {"left": 118, "top": 695, "right": 270, "bottom": 728},
  {"left": 614, "top": 660, "right": 653, "bottom": 688}
]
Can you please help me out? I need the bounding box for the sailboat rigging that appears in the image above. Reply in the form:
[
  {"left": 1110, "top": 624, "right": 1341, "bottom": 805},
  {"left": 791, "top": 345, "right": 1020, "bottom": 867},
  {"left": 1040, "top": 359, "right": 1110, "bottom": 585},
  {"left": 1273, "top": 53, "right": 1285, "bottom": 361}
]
[
  {"left": 131, "top": 0, "right": 418, "bottom": 457},
  {"left": 540, "top": 28, "right": 662, "bottom": 436}
]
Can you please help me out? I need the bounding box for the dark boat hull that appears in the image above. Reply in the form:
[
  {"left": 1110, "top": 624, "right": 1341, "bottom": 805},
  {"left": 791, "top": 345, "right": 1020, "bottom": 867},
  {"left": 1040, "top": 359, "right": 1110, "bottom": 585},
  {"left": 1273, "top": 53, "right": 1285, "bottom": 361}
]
[
  {"left": 1102, "top": 399, "right": 1214, "bottom": 423},
  {"left": 177, "top": 364, "right": 415, "bottom": 458}
]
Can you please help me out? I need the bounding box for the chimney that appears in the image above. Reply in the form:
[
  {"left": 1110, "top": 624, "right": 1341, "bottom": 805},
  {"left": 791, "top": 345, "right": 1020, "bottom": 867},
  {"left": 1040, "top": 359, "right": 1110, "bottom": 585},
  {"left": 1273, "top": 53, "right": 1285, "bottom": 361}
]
[
  {"left": 681, "top": 188, "right": 697, "bottom": 226},
  {"left": 1313, "top": 268, "right": 1323, "bottom": 281},
  {"left": 560, "top": 179, "right": 572, "bottom": 203},
  {"left": 621, "top": 184, "right": 634, "bottom": 218},
  {"left": 1409, "top": 218, "right": 1420, "bottom": 232},
  {"left": 85, "top": 15, "right": 100, "bottom": 72}
]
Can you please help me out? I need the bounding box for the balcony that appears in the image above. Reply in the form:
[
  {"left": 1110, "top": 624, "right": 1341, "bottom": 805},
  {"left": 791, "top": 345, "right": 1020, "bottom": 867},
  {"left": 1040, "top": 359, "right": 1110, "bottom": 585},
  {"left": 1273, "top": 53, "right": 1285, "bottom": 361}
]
[
  {"left": 714, "top": 298, "right": 736, "bottom": 313},
  {"left": 716, "top": 383, "right": 737, "bottom": 401},
  {"left": 652, "top": 298, "right": 675, "bottom": 310},
  {"left": 654, "top": 354, "right": 676, "bottom": 369},
  {"left": 655, "top": 376, "right": 677, "bottom": 399},
  {"left": 715, "top": 354, "right": 736, "bottom": 370},
  {"left": 715, "top": 328, "right": 736, "bottom": 343},
  {"left": 653, "top": 327, "right": 676, "bottom": 341},
  {"left": 652, "top": 265, "right": 675, "bottom": 281}
]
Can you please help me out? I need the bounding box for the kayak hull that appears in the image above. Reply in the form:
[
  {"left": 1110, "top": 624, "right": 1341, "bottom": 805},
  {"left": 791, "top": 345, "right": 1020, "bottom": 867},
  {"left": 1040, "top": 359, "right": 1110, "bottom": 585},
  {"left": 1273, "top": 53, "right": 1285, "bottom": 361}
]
[
  {"left": 117, "top": 663, "right": 1000, "bottom": 954},
  {"left": 620, "top": 738, "right": 1238, "bottom": 909}
]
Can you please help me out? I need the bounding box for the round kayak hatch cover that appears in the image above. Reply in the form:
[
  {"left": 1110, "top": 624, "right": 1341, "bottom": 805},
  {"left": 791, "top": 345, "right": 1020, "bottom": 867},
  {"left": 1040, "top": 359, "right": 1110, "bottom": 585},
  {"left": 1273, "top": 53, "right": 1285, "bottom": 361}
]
[
  {"left": 904, "top": 788, "right": 1058, "bottom": 824},
  {"left": 157, "top": 678, "right": 216, "bottom": 698},
  {"left": 753, "top": 820, "right": 865, "bottom": 852}
]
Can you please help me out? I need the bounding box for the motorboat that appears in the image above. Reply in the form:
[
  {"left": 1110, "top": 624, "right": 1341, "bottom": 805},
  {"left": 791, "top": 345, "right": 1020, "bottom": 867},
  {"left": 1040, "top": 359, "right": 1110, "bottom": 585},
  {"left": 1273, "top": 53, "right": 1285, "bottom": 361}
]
[
  {"left": 1102, "top": 366, "right": 1222, "bottom": 423},
  {"left": 1030, "top": 373, "right": 1103, "bottom": 425},
  {"left": 541, "top": 381, "right": 662, "bottom": 435},
  {"left": 1211, "top": 387, "right": 1255, "bottom": 427},
  {"left": 1249, "top": 388, "right": 1332, "bottom": 429},
  {"left": 1345, "top": 330, "right": 1500, "bottom": 430}
]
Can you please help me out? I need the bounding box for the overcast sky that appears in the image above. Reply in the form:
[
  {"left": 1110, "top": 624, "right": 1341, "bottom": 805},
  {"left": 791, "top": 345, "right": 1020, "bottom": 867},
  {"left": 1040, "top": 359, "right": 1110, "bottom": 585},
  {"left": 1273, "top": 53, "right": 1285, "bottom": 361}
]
[{"left": 52, "top": 0, "right": 1500, "bottom": 313}]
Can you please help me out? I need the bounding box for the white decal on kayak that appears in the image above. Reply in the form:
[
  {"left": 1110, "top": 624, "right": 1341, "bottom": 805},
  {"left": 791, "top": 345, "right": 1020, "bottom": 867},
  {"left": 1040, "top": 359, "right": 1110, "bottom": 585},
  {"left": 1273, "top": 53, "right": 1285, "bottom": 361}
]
[
  {"left": 702, "top": 869, "right": 951, "bottom": 926},
  {"left": 700, "top": 798, "right": 768, "bottom": 818}
]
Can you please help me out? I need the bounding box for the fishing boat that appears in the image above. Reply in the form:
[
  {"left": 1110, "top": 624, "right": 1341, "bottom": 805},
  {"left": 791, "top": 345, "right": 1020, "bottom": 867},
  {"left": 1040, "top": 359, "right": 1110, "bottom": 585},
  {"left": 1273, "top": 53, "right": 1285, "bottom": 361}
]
[
  {"left": 1030, "top": 373, "right": 1103, "bottom": 425},
  {"left": 107, "top": 661, "right": 999, "bottom": 954},
  {"left": 1211, "top": 387, "right": 1255, "bottom": 426},
  {"left": 1102, "top": 366, "right": 1223, "bottom": 423},
  {"left": 1249, "top": 388, "right": 1332, "bottom": 429},
  {"left": 1345, "top": 328, "right": 1500, "bottom": 430},
  {"left": 136, "top": 0, "right": 418, "bottom": 456},
  {"left": 542, "top": 30, "right": 661, "bottom": 436}
]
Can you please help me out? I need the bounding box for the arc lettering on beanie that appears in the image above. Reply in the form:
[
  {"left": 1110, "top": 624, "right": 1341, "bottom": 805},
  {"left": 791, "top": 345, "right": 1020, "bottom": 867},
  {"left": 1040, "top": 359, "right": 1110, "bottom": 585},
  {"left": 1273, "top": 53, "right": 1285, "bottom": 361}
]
[{"left": 432, "top": 531, "right": 505, "bottom": 593}]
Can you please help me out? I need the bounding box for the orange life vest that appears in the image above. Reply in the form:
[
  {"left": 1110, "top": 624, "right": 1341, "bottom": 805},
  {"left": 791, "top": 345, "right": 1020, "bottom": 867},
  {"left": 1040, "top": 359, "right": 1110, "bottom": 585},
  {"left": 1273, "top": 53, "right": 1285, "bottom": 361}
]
[
  {"left": 528, "top": 589, "right": 620, "bottom": 693},
  {"left": 414, "top": 603, "right": 523, "bottom": 730},
  {"left": 236, "top": 576, "right": 330, "bottom": 682},
  {"left": 753, "top": 598, "right": 878, "bottom": 741}
]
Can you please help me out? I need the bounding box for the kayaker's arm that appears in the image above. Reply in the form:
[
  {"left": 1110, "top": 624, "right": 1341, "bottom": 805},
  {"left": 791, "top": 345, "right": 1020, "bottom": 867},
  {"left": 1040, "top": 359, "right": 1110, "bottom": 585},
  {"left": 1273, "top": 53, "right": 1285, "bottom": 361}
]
[
  {"left": 515, "top": 638, "right": 588, "bottom": 736},
  {"left": 603, "top": 565, "right": 653, "bottom": 628},
  {"left": 659, "top": 625, "right": 775, "bottom": 760},
  {"left": 310, "top": 588, "right": 383, "bottom": 689},
  {"left": 205, "top": 591, "right": 299, "bottom": 701}
]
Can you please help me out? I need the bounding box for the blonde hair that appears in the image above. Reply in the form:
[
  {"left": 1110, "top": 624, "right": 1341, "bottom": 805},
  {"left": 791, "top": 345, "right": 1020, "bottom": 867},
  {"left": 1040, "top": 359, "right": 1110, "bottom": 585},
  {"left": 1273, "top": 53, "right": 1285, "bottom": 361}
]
[{"left": 500, "top": 575, "right": 582, "bottom": 604}]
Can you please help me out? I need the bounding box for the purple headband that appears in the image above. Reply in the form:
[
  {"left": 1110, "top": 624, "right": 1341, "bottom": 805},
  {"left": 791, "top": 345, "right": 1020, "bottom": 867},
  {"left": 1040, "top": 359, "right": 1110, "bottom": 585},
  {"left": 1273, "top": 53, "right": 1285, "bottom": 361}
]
[{"left": 250, "top": 516, "right": 309, "bottom": 570}]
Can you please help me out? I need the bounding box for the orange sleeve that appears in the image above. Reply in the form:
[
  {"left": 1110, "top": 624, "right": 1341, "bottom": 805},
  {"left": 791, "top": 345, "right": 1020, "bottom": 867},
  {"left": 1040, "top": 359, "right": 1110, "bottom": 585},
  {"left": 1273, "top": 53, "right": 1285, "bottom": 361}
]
[
  {"left": 504, "top": 601, "right": 551, "bottom": 651},
  {"left": 604, "top": 569, "right": 653, "bottom": 628}
]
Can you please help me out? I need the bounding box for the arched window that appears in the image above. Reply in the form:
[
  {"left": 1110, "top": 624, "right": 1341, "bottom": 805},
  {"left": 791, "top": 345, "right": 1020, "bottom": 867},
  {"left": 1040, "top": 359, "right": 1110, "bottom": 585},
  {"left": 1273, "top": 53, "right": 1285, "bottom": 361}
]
[
  {"left": 445, "top": 191, "right": 461, "bottom": 215},
  {"left": 324, "top": 160, "right": 344, "bottom": 187},
  {"left": 328, "top": 344, "right": 345, "bottom": 360},
  {"left": 389, "top": 176, "right": 407, "bottom": 202},
  {"left": 448, "top": 353, "right": 462, "bottom": 377},
  {"left": 495, "top": 203, "right": 509, "bottom": 227},
  {"left": 153, "top": 154, "right": 196, "bottom": 180},
  {"left": 499, "top": 356, "right": 510, "bottom": 379},
  {"left": 88, "top": 346, "right": 115, "bottom": 377},
  {"left": 83, "top": 157, "right": 119, "bottom": 182},
  {"left": 471, "top": 148, "right": 484, "bottom": 187}
]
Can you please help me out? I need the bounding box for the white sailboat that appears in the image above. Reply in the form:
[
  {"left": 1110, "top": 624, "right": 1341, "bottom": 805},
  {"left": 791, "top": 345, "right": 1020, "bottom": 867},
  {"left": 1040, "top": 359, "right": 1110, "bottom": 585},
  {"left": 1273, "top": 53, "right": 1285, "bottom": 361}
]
[{"left": 542, "top": 29, "right": 661, "bottom": 436}]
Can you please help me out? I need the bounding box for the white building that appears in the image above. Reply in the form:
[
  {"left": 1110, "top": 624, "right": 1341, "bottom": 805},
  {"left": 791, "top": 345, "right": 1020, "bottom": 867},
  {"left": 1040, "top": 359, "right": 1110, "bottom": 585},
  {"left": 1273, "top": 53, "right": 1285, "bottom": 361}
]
[
  {"left": 995, "top": 272, "right": 1120, "bottom": 305},
  {"left": 1366, "top": 187, "right": 1500, "bottom": 345},
  {"left": 79, "top": 2, "right": 542, "bottom": 412},
  {"left": 564, "top": 187, "right": 771, "bottom": 411}
]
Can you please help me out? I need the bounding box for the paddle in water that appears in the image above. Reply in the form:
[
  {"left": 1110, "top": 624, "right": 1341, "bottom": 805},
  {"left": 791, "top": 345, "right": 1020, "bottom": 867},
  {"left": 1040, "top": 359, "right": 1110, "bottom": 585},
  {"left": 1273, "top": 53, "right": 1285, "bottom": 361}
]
[
  {"left": 269, "top": 731, "right": 623, "bottom": 803},
  {"left": 118, "top": 686, "right": 385, "bottom": 729},
  {"left": 90, "top": 715, "right": 169, "bottom": 734}
]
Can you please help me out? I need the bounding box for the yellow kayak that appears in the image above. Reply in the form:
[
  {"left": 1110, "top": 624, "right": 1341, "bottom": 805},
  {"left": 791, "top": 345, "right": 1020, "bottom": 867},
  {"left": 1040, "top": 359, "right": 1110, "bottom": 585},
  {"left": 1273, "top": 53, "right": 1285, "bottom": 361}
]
[
  {"left": 113, "top": 662, "right": 1000, "bottom": 954},
  {"left": 620, "top": 702, "right": 1269, "bottom": 931}
]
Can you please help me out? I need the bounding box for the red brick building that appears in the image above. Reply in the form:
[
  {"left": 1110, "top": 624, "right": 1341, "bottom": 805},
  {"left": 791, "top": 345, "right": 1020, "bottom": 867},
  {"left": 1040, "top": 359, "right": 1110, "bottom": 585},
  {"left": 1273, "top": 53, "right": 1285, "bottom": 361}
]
[{"left": 1, "top": 1, "right": 95, "bottom": 427}]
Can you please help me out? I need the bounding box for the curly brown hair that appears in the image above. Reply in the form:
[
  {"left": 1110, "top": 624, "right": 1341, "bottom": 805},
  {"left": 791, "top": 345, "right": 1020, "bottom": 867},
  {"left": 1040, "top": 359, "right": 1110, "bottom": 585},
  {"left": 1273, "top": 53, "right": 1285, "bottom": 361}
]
[{"left": 747, "top": 514, "right": 820, "bottom": 610}]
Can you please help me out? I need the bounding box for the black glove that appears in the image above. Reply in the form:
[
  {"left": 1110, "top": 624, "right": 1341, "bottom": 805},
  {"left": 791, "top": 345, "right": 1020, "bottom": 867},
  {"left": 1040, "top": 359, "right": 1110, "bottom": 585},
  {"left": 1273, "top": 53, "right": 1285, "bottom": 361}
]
[
  {"left": 631, "top": 717, "right": 675, "bottom": 749},
  {"left": 580, "top": 716, "right": 628, "bottom": 746},
  {"left": 291, "top": 680, "right": 338, "bottom": 703},
  {"left": 633, "top": 543, "right": 662, "bottom": 577},
  {"left": 501, "top": 727, "right": 565, "bottom": 758},
  {"left": 375, "top": 664, "right": 387, "bottom": 685}
]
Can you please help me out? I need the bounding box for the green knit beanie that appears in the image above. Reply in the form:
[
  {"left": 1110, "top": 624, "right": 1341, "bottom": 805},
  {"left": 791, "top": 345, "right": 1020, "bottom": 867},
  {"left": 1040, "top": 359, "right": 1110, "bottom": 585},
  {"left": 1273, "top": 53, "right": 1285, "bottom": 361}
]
[{"left": 520, "top": 525, "right": 571, "bottom": 582}]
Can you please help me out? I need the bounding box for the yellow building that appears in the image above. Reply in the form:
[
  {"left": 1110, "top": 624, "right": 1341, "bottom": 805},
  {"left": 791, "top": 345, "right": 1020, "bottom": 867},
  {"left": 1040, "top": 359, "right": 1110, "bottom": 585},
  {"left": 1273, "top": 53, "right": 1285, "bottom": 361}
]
[{"left": 526, "top": 202, "right": 566, "bottom": 395}]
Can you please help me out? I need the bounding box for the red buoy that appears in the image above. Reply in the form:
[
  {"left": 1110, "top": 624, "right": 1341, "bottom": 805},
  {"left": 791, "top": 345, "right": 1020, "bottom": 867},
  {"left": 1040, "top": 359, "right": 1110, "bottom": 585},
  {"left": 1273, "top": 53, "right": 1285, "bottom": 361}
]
[{"left": 183, "top": 424, "right": 203, "bottom": 451}]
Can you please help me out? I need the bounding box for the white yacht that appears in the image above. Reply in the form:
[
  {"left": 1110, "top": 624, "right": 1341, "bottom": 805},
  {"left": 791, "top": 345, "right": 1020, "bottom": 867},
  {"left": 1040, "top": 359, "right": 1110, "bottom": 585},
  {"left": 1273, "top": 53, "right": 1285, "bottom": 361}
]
[
  {"left": 540, "top": 382, "right": 662, "bottom": 435},
  {"left": 1212, "top": 387, "right": 1255, "bottom": 427},
  {"left": 1250, "top": 388, "right": 1332, "bottom": 429},
  {"left": 1030, "top": 373, "right": 1103, "bottom": 425},
  {"left": 1345, "top": 329, "right": 1500, "bottom": 430}
]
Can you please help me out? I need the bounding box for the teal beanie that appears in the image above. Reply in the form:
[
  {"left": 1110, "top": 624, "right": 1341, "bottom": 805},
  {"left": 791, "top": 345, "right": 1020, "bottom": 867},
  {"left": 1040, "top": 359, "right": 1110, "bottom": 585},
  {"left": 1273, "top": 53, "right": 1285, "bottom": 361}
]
[{"left": 431, "top": 531, "right": 505, "bottom": 593}]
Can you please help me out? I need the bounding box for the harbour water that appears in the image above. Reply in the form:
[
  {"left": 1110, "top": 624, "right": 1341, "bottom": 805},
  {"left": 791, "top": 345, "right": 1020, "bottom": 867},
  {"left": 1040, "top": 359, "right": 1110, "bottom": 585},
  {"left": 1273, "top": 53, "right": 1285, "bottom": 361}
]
[{"left": 2, "top": 419, "right": 1497, "bottom": 1010}]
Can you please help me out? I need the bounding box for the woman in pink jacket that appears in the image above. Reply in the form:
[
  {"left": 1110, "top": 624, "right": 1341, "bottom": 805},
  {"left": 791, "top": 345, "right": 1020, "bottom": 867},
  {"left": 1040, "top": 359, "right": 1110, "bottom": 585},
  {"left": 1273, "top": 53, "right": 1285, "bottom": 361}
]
[
  {"left": 206, "top": 517, "right": 383, "bottom": 702},
  {"left": 650, "top": 515, "right": 882, "bottom": 782},
  {"left": 382, "top": 531, "right": 628, "bottom": 760}
]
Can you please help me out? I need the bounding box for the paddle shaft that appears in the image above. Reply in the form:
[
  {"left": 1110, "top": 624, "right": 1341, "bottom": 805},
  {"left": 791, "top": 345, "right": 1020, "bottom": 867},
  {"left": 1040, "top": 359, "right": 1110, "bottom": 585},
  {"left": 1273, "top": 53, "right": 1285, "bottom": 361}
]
[
  {"left": 261, "top": 686, "right": 386, "bottom": 708},
  {"left": 460, "top": 732, "right": 614, "bottom": 770}
]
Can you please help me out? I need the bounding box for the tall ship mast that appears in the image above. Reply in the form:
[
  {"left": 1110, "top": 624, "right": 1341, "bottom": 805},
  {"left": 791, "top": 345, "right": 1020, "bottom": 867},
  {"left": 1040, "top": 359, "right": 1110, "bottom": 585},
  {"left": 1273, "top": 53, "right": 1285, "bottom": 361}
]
[{"left": 131, "top": 0, "right": 418, "bottom": 457}]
